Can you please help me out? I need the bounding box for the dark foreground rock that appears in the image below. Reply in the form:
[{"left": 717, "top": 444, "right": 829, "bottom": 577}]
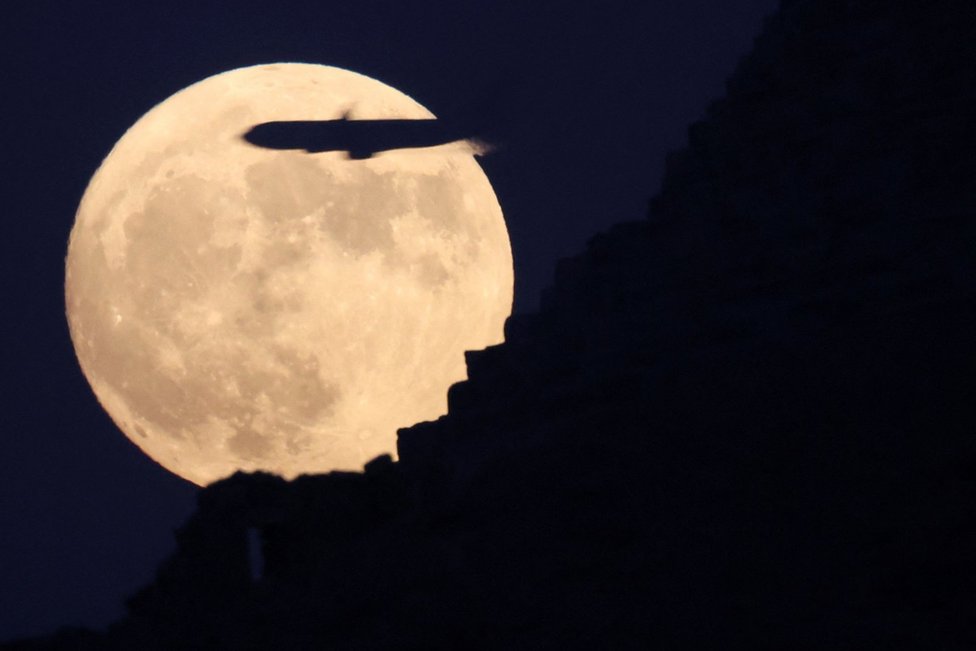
[{"left": 7, "top": 0, "right": 976, "bottom": 648}]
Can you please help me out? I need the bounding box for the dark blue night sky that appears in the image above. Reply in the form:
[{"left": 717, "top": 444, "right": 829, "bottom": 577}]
[{"left": 0, "top": 0, "right": 778, "bottom": 640}]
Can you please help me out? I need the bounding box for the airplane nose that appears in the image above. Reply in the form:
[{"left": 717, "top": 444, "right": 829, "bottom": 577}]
[{"left": 241, "top": 123, "right": 269, "bottom": 147}]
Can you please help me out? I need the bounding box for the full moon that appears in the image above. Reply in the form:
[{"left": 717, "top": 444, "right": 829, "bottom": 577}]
[{"left": 65, "top": 64, "right": 513, "bottom": 486}]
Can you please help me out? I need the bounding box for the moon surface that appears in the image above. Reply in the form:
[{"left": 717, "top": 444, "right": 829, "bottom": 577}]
[{"left": 65, "top": 64, "right": 513, "bottom": 486}]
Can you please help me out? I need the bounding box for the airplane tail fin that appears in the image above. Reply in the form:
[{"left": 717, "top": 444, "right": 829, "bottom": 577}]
[{"left": 465, "top": 137, "right": 496, "bottom": 157}]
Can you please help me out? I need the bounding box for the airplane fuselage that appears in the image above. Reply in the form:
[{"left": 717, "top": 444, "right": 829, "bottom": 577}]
[{"left": 243, "top": 118, "right": 474, "bottom": 159}]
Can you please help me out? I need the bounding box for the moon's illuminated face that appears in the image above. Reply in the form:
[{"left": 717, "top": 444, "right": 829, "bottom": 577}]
[{"left": 65, "top": 64, "right": 513, "bottom": 486}]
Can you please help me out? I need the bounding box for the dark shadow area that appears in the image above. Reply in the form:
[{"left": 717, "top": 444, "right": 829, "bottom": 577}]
[{"left": 242, "top": 115, "right": 486, "bottom": 159}]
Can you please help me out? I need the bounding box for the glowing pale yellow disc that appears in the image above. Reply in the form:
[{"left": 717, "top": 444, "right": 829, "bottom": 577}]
[{"left": 65, "top": 64, "right": 513, "bottom": 485}]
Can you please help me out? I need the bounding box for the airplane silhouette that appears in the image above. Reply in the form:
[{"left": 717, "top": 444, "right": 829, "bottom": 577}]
[{"left": 242, "top": 112, "right": 485, "bottom": 159}]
